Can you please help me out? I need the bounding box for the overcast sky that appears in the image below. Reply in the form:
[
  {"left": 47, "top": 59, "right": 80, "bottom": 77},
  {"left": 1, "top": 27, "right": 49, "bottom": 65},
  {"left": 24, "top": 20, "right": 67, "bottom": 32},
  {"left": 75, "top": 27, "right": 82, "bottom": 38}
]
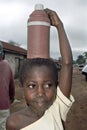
[{"left": 0, "top": 0, "right": 87, "bottom": 60}]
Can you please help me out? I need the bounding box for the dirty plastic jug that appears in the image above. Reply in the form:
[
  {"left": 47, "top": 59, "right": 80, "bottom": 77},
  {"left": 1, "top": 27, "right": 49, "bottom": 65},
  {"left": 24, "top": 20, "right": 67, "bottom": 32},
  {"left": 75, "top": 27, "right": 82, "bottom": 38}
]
[{"left": 27, "top": 4, "right": 50, "bottom": 58}]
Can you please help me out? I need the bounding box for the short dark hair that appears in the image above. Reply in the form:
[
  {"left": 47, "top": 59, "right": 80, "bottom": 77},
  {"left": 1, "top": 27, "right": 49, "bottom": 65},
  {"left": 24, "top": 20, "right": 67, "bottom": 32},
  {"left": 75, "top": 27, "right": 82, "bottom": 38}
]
[{"left": 19, "top": 58, "right": 58, "bottom": 86}]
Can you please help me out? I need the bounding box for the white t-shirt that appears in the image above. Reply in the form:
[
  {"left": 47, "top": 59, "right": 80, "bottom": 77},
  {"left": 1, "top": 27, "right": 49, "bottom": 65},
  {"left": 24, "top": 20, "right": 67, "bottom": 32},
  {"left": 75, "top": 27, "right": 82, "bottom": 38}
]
[{"left": 21, "top": 87, "right": 74, "bottom": 130}]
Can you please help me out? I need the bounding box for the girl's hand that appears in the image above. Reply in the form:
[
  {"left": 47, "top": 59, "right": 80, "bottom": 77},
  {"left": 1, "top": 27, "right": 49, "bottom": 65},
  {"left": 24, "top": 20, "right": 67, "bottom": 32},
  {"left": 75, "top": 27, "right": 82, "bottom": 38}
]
[{"left": 44, "top": 8, "right": 62, "bottom": 27}]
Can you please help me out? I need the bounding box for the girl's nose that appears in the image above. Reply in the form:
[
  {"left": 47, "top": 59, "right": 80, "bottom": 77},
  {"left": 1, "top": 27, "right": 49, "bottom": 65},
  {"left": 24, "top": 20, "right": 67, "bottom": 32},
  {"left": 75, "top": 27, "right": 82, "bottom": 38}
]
[{"left": 37, "top": 86, "right": 45, "bottom": 96}]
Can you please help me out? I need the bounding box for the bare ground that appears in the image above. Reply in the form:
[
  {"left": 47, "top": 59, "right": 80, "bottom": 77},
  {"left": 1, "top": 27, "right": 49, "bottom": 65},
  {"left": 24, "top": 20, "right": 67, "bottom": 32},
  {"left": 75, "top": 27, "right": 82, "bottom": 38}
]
[{"left": 10, "top": 67, "right": 87, "bottom": 130}]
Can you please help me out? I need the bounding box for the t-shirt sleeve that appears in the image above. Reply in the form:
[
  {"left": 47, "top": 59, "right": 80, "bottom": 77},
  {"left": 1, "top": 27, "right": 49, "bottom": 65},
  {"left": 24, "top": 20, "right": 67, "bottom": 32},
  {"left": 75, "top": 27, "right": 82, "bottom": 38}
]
[{"left": 56, "top": 87, "right": 75, "bottom": 121}]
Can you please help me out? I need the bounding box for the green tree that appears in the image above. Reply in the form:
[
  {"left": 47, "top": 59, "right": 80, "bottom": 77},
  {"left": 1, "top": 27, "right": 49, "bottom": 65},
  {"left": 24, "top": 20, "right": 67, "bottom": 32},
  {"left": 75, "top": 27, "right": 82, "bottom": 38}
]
[
  {"left": 76, "top": 55, "right": 85, "bottom": 65},
  {"left": 83, "top": 52, "right": 87, "bottom": 59},
  {"left": 83, "top": 52, "right": 87, "bottom": 63},
  {"left": 8, "top": 40, "right": 21, "bottom": 47}
]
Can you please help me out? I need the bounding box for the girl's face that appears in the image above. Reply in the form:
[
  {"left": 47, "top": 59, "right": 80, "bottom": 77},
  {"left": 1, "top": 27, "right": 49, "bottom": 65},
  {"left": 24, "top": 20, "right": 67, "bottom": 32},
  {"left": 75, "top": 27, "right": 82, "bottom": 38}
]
[{"left": 23, "top": 66, "right": 57, "bottom": 116}]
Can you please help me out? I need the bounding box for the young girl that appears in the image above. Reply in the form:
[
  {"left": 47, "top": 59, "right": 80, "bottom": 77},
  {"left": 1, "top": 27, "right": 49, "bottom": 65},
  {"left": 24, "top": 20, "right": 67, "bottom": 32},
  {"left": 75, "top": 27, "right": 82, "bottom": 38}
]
[{"left": 6, "top": 9, "right": 74, "bottom": 130}]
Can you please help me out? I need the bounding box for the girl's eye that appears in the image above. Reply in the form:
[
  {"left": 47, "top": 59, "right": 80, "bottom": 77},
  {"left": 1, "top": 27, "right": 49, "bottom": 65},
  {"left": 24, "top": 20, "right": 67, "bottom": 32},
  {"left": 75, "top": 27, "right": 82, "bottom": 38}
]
[
  {"left": 27, "top": 84, "right": 36, "bottom": 89},
  {"left": 44, "top": 83, "right": 52, "bottom": 89}
]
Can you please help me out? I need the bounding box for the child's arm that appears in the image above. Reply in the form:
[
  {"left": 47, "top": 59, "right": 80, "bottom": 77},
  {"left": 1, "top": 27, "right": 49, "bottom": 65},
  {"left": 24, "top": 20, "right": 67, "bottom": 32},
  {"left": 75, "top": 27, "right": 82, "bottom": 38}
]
[{"left": 45, "top": 9, "right": 73, "bottom": 98}]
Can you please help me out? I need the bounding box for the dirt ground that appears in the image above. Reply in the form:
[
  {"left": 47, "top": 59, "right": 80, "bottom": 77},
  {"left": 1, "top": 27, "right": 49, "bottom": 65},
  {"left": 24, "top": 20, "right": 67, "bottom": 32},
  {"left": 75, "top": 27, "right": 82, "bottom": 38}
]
[{"left": 10, "top": 67, "right": 87, "bottom": 130}]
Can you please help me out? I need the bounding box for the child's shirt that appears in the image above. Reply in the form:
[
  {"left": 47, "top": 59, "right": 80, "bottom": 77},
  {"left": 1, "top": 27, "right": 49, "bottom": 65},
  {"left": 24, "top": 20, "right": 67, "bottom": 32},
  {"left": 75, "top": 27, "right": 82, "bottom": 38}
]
[{"left": 21, "top": 87, "right": 74, "bottom": 130}]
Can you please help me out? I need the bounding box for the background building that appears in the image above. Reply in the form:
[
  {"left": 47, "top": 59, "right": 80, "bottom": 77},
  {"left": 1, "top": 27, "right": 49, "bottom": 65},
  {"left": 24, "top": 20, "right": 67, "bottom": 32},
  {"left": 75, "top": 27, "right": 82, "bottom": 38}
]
[{"left": 1, "top": 41, "right": 27, "bottom": 78}]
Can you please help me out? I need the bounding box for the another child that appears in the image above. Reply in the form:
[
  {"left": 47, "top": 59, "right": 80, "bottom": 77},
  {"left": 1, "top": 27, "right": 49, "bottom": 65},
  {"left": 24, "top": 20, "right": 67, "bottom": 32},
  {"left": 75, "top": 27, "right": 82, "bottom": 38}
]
[{"left": 6, "top": 9, "right": 74, "bottom": 130}]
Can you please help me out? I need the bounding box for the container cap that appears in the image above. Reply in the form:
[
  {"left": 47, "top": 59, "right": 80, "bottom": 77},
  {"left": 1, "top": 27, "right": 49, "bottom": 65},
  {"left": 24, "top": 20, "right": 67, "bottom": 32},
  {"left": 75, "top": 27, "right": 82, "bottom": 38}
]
[{"left": 35, "top": 4, "right": 44, "bottom": 10}]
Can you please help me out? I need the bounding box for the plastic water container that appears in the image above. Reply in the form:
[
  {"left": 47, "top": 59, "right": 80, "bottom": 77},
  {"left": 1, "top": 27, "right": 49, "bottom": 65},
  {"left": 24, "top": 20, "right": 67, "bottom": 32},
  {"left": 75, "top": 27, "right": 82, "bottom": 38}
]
[{"left": 27, "top": 4, "right": 50, "bottom": 58}]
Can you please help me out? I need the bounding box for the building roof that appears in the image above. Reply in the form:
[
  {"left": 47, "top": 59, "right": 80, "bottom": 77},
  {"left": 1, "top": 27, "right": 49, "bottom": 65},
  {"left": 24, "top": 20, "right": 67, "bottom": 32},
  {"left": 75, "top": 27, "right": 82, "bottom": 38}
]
[{"left": 1, "top": 41, "right": 27, "bottom": 56}]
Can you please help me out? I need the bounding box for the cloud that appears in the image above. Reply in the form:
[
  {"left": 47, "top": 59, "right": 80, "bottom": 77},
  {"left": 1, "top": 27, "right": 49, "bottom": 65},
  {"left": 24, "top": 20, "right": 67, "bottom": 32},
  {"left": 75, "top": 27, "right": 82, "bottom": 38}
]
[{"left": 0, "top": 0, "right": 87, "bottom": 60}]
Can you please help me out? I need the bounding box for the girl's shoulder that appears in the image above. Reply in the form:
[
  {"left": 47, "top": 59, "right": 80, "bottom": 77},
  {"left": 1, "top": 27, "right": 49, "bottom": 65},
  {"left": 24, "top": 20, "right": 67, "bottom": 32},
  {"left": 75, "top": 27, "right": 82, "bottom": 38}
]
[
  {"left": 6, "top": 108, "right": 40, "bottom": 130},
  {"left": 6, "top": 108, "right": 30, "bottom": 130}
]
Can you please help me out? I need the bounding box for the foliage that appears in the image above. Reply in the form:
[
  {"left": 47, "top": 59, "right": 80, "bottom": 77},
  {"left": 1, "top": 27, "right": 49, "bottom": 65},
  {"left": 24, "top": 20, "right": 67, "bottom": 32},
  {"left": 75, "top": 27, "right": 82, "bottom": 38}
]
[
  {"left": 83, "top": 52, "right": 87, "bottom": 59},
  {"left": 76, "top": 55, "right": 85, "bottom": 65},
  {"left": 75, "top": 52, "right": 87, "bottom": 65},
  {"left": 8, "top": 40, "right": 21, "bottom": 47}
]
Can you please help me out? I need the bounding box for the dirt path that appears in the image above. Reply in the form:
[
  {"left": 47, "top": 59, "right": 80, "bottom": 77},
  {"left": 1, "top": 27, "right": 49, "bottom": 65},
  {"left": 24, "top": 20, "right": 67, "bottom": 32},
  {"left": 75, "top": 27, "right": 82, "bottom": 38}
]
[
  {"left": 65, "top": 68, "right": 87, "bottom": 130},
  {"left": 10, "top": 68, "right": 87, "bottom": 130}
]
